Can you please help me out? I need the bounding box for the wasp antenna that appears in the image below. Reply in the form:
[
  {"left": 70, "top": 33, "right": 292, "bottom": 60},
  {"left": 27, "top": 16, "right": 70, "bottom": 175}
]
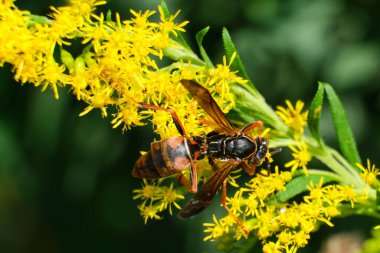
[{"left": 269, "top": 147, "right": 282, "bottom": 156}]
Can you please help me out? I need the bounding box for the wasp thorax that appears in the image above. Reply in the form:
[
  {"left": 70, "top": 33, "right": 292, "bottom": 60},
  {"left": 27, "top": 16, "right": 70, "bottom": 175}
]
[{"left": 225, "top": 136, "right": 257, "bottom": 159}]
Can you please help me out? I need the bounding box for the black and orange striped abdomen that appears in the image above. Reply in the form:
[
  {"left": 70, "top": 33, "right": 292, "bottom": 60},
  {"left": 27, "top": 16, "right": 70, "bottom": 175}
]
[{"left": 132, "top": 137, "right": 192, "bottom": 179}]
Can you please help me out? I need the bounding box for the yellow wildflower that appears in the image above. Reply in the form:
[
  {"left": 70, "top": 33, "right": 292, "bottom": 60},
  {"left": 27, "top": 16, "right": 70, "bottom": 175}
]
[
  {"left": 203, "top": 215, "right": 228, "bottom": 241},
  {"left": 293, "top": 230, "right": 310, "bottom": 248},
  {"left": 157, "top": 6, "right": 189, "bottom": 36},
  {"left": 285, "top": 141, "right": 311, "bottom": 175},
  {"left": 138, "top": 204, "right": 162, "bottom": 224},
  {"left": 356, "top": 159, "right": 380, "bottom": 188},
  {"left": 157, "top": 183, "right": 185, "bottom": 215},
  {"left": 305, "top": 178, "right": 326, "bottom": 205},
  {"left": 254, "top": 206, "right": 278, "bottom": 239},
  {"left": 276, "top": 100, "right": 308, "bottom": 136},
  {"left": 263, "top": 241, "right": 283, "bottom": 253},
  {"left": 226, "top": 191, "right": 245, "bottom": 214},
  {"left": 244, "top": 194, "right": 259, "bottom": 216},
  {"left": 207, "top": 52, "right": 246, "bottom": 112},
  {"left": 133, "top": 179, "right": 160, "bottom": 204}
]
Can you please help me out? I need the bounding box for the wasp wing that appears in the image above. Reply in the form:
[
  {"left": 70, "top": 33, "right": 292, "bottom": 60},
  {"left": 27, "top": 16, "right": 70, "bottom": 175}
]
[
  {"left": 181, "top": 79, "right": 236, "bottom": 134},
  {"left": 178, "top": 161, "right": 239, "bottom": 219}
]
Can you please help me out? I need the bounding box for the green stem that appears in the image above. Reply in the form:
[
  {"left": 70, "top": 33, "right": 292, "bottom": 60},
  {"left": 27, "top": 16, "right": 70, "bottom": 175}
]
[
  {"left": 329, "top": 148, "right": 363, "bottom": 182},
  {"left": 231, "top": 84, "right": 288, "bottom": 132},
  {"left": 339, "top": 203, "right": 380, "bottom": 218},
  {"left": 314, "top": 148, "right": 357, "bottom": 185},
  {"left": 307, "top": 169, "right": 342, "bottom": 182},
  {"left": 28, "top": 14, "right": 51, "bottom": 26},
  {"left": 164, "top": 40, "right": 205, "bottom": 66}
]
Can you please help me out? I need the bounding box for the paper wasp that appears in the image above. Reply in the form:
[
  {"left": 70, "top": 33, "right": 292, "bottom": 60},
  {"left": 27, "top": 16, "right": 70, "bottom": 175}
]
[{"left": 132, "top": 79, "right": 278, "bottom": 219}]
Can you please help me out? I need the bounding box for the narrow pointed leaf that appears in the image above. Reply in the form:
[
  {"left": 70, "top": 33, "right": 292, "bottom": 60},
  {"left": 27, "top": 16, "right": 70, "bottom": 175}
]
[
  {"left": 324, "top": 84, "right": 361, "bottom": 166},
  {"left": 307, "top": 82, "right": 325, "bottom": 144},
  {"left": 222, "top": 28, "right": 258, "bottom": 93},
  {"left": 196, "top": 27, "right": 213, "bottom": 68}
]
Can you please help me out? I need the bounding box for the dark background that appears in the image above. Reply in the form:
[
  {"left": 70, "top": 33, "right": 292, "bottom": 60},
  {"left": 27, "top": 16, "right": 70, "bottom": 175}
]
[{"left": 0, "top": 0, "right": 379, "bottom": 252}]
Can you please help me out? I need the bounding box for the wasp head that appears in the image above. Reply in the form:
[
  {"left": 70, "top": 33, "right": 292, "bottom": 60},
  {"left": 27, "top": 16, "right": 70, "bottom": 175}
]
[{"left": 251, "top": 136, "right": 269, "bottom": 166}]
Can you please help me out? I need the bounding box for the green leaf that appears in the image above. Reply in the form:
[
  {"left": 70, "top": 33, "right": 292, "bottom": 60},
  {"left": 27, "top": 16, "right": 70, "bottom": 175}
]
[
  {"left": 160, "top": 2, "right": 191, "bottom": 50},
  {"left": 163, "top": 46, "right": 204, "bottom": 66},
  {"left": 376, "top": 190, "right": 380, "bottom": 211},
  {"left": 60, "top": 48, "right": 74, "bottom": 72},
  {"left": 28, "top": 14, "right": 50, "bottom": 27},
  {"left": 307, "top": 82, "right": 325, "bottom": 144},
  {"left": 273, "top": 174, "right": 337, "bottom": 203},
  {"left": 324, "top": 84, "right": 361, "bottom": 166},
  {"left": 196, "top": 27, "right": 213, "bottom": 68},
  {"left": 222, "top": 28, "right": 258, "bottom": 93},
  {"left": 106, "top": 10, "right": 112, "bottom": 22}
]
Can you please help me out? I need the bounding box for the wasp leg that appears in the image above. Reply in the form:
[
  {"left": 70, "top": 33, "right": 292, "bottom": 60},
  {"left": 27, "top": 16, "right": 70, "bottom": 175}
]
[
  {"left": 178, "top": 172, "right": 196, "bottom": 193},
  {"left": 190, "top": 162, "right": 198, "bottom": 193},
  {"left": 257, "top": 157, "right": 271, "bottom": 176},
  {"left": 138, "top": 103, "right": 188, "bottom": 137},
  {"left": 240, "top": 120, "right": 263, "bottom": 134},
  {"left": 208, "top": 157, "right": 218, "bottom": 171},
  {"left": 241, "top": 161, "right": 256, "bottom": 176},
  {"left": 221, "top": 180, "right": 248, "bottom": 236},
  {"left": 177, "top": 162, "right": 198, "bottom": 193}
]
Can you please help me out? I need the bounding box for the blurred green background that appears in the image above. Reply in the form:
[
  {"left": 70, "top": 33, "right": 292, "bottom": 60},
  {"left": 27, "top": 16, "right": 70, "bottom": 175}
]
[{"left": 1, "top": 0, "right": 380, "bottom": 252}]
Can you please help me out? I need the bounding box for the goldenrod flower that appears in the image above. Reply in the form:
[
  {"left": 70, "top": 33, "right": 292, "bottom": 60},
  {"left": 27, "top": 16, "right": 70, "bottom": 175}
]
[
  {"left": 138, "top": 204, "right": 162, "bottom": 224},
  {"left": 157, "top": 183, "right": 185, "bottom": 215},
  {"left": 208, "top": 52, "right": 247, "bottom": 111},
  {"left": 157, "top": 6, "right": 189, "bottom": 36},
  {"left": 285, "top": 141, "right": 311, "bottom": 175},
  {"left": 133, "top": 180, "right": 186, "bottom": 217},
  {"left": 226, "top": 191, "right": 245, "bottom": 214},
  {"left": 356, "top": 159, "right": 380, "bottom": 188},
  {"left": 203, "top": 215, "right": 228, "bottom": 241},
  {"left": 276, "top": 100, "right": 308, "bottom": 136},
  {"left": 0, "top": 1, "right": 239, "bottom": 141},
  {"left": 293, "top": 230, "right": 310, "bottom": 248},
  {"left": 305, "top": 178, "right": 325, "bottom": 204},
  {"left": 263, "top": 242, "right": 285, "bottom": 253},
  {"left": 205, "top": 171, "right": 365, "bottom": 252},
  {"left": 255, "top": 206, "right": 278, "bottom": 239},
  {"left": 133, "top": 179, "right": 160, "bottom": 204}
]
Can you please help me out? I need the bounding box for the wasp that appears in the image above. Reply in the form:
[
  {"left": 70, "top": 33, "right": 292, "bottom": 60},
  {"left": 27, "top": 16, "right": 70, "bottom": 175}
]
[{"left": 132, "top": 79, "right": 278, "bottom": 219}]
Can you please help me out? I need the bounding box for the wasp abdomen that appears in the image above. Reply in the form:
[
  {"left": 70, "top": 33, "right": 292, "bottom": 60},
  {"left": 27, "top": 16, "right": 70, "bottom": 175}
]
[
  {"left": 132, "top": 151, "right": 160, "bottom": 178},
  {"left": 132, "top": 137, "right": 192, "bottom": 178}
]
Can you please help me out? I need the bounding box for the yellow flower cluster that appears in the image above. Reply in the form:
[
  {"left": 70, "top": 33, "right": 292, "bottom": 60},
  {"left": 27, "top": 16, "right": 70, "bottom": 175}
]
[
  {"left": 357, "top": 159, "right": 380, "bottom": 190},
  {"left": 203, "top": 167, "right": 293, "bottom": 241},
  {"left": 133, "top": 180, "right": 185, "bottom": 223},
  {"left": 204, "top": 174, "right": 367, "bottom": 253},
  {"left": 0, "top": 0, "right": 106, "bottom": 98},
  {"left": 276, "top": 100, "right": 312, "bottom": 175},
  {"left": 0, "top": 0, "right": 245, "bottom": 140},
  {"left": 276, "top": 100, "right": 308, "bottom": 137}
]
